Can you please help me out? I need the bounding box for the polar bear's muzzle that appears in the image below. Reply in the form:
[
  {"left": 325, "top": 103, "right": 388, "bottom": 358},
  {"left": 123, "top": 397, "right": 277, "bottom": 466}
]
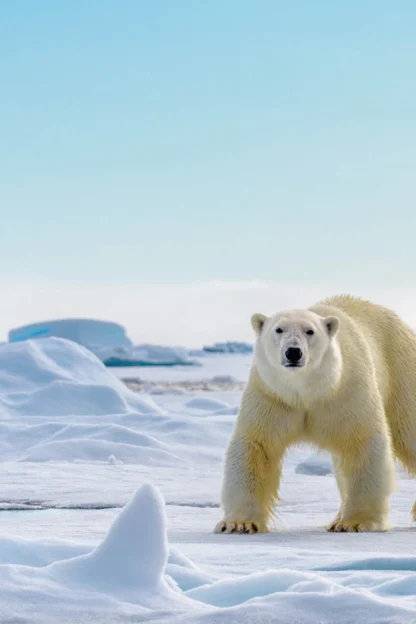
[{"left": 281, "top": 346, "right": 306, "bottom": 368}]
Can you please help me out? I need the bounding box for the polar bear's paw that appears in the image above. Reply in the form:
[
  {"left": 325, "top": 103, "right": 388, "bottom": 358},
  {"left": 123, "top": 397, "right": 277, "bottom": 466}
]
[
  {"left": 326, "top": 518, "right": 389, "bottom": 533},
  {"left": 214, "top": 520, "right": 267, "bottom": 534}
]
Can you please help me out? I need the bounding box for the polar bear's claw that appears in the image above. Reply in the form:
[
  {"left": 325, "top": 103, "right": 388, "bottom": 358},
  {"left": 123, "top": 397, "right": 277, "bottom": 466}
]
[
  {"left": 214, "top": 520, "right": 264, "bottom": 534},
  {"left": 327, "top": 519, "right": 388, "bottom": 533}
]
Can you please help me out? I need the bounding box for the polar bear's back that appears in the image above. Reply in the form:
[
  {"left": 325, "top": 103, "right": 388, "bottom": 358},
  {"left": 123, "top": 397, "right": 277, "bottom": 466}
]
[
  {"left": 319, "top": 294, "right": 394, "bottom": 326},
  {"left": 316, "top": 294, "right": 414, "bottom": 349},
  {"left": 312, "top": 294, "right": 416, "bottom": 419}
]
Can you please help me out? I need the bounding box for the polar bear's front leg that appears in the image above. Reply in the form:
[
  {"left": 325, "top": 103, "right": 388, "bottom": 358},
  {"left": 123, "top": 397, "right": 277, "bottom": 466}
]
[
  {"left": 327, "top": 432, "right": 395, "bottom": 533},
  {"left": 214, "top": 434, "right": 282, "bottom": 534},
  {"left": 326, "top": 455, "right": 346, "bottom": 528}
]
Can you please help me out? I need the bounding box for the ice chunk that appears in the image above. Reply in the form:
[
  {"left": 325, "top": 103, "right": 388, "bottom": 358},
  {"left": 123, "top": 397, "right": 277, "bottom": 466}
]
[
  {"left": 185, "top": 397, "right": 231, "bottom": 411},
  {"left": 101, "top": 343, "right": 199, "bottom": 367},
  {"left": 108, "top": 454, "right": 123, "bottom": 465},
  {"left": 201, "top": 341, "right": 253, "bottom": 354},
  {"left": 295, "top": 453, "right": 332, "bottom": 476},
  {"left": 50, "top": 483, "right": 169, "bottom": 592}
]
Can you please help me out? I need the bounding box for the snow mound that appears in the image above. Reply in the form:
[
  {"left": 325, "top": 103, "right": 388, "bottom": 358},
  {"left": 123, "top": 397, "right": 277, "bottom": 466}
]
[
  {"left": 295, "top": 453, "right": 332, "bottom": 476},
  {"left": 1, "top": 420, "right": 190, "bottom": 466},
  {"left": 0, "top": 338, "right": 236, "bottom": 466},
  {"left": 50, "top": 483, "right": 169, "bottom": 592},
  {"left": 0, "top": 339, "right": 191, "bottom": 465},
  {"left": 3, "top": 486, "right": 416, "bottom": 622},
  {"left": 0, "top": 535, "right": 90, "bottom": 567},
  {"left": 0, "top": 487, "right": 207, "bottom": 622},
  {"left": 22, "top": 437, "right": 186, "bottom": 466},
  {"left": 166, "top": 550, "right": 216, "bottom": 591},
  {"left": 181, "top": 587, "right": 416, "bottom": 624},
  {"left": 0, "top": 337, "right": 160, "bottom": 419},
  {"left": 167, "top": 562, "right": 215, "bottom": 592},
  {"left": 186, "top": 569, "right": 324, "bottom": 607},
  {"left": 108, "top": 453, "right": 122, "bottom": 465}
]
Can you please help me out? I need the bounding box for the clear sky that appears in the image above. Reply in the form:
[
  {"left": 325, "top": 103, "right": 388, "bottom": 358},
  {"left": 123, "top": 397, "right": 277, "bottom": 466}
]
[{"left": 1, "top": 1, "right": 416, "bottom": 344}]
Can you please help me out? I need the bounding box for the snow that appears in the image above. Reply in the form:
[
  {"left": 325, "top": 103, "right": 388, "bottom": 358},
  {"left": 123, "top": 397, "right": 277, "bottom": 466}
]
[
  {"left": 0, "top": 484, "right": 205, "bottom": 623},
  {"left": 49, "top": 484, "right": 170, "bottom": 592},
  {"left": 0, "top": 337, "right": 158, "bottom": 415},
  {"left": 2, "top": 338, "right": 416, "bottom": 622}
]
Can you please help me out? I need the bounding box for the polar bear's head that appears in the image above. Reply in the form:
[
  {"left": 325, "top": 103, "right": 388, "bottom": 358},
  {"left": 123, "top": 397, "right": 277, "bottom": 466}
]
[{"left": 251, "top": 309, "right": 341, "bottom": 399}]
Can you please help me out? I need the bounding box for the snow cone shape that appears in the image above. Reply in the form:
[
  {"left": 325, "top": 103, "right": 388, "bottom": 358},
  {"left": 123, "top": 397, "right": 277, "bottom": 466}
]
[{"left": 50, "top": 484, "right": 168, "bottom": 594}]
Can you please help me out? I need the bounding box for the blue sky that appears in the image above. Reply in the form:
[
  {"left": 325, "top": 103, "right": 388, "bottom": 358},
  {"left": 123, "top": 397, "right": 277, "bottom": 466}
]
[{"left": 1, "top": 1, "right": 416, "bottom": 342}]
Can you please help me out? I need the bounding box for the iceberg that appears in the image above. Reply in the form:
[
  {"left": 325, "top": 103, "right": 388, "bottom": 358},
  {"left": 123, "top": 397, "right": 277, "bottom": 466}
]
[
  {"left": 109, "top": 344, "right": 198, "bottom": 367},
  {"left": 95, "top": 344, "right": 199, "bottom": 367},
  {"left": 8, "top": 320, "right": 198, "bottom": 367},
  {"left": 9, "top": 319, "right": 133, "bottom": 352},
  {"left": 200, "top": 341, "right": 253, "bottom": 354}
]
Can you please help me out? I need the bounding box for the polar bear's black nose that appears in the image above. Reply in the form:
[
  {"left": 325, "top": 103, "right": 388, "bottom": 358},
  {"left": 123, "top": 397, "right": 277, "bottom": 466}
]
[{"left": 285, "top": 347, "right": 302, "bottom": 363}]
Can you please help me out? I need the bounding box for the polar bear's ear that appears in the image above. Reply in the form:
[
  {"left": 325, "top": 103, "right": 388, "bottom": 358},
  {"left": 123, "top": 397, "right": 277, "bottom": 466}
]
[
  {"left": 324, "top": 316, "right": 340, "bottom": 337},
  {"left": 251, "top": 313, "right": 268, "bottom": 335}
]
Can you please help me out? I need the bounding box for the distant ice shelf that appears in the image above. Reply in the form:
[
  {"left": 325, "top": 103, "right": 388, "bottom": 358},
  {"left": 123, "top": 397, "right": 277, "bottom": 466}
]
[
  {"left": 198, "top": 341, "right": 253, "bottom": 354},
  {"left": 9, "top": 319, "right": 133, "bottom": 351},
  {"left": 97, "top": 345, "right": 199, "bottom": 368},
  {"left": 8, "top": 319, "right": 199, "bottom": 367}
]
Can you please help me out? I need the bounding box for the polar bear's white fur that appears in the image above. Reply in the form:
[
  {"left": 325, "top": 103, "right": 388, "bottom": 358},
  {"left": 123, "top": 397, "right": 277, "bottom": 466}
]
[{"left": 215, "top": 295, "right": 416, "bottom": 534}]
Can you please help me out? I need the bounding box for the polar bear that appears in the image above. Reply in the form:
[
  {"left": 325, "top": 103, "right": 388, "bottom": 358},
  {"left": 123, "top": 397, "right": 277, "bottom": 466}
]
[{"left": 214, "top": 295, "right": 416, "bottom": 534}]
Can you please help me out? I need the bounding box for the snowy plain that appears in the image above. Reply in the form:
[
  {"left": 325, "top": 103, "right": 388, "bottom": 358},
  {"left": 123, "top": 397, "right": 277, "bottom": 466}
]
[{"left": 2, "top": 338, "right": 416, "bottom": 623}]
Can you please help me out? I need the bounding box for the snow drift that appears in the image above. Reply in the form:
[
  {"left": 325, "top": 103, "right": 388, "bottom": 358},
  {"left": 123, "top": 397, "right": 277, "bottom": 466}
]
[
  {"left": 0, "top": 337, "right": 228, "bottom": 467},
  {"left": 0, "top": 337, "right": 159, "bottom": 418},
  {"left": 2, "top": 336, "right": 416, "bottom": 623},
  {"left": 0, "top": 338, "right": 197, "bottom": 466},
  {"left": 2, "top": 486, "right": 416, "bottom": 623},
  {"left": 0, "top": 485, "right": 206, "bottom": 622}
]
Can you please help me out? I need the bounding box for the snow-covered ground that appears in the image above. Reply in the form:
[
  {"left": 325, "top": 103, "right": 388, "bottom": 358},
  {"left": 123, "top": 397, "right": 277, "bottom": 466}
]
[{"left": 1, "top": 338, "right": 416, "bottom": 623}]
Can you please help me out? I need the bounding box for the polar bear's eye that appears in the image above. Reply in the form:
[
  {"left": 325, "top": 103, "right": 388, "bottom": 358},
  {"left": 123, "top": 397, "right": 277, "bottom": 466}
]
[
  {"left": 275, "top": 328, "right": 283, "bottom": 334},
  {"left": 306, "top": 329, "right": 314, "bottom": 336}
]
